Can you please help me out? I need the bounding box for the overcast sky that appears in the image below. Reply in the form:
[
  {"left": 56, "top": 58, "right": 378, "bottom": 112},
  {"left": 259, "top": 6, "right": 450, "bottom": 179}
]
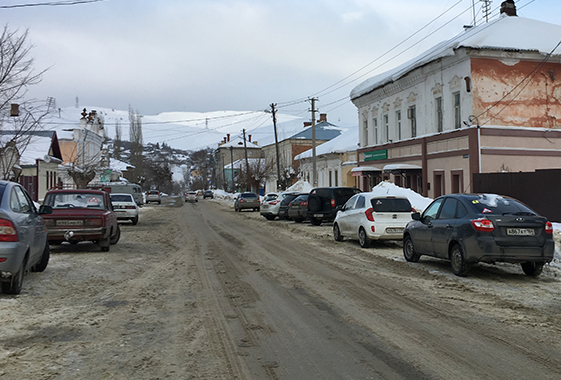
[{"left": 6, "top": 0, "right": 561, "bottom": 126}]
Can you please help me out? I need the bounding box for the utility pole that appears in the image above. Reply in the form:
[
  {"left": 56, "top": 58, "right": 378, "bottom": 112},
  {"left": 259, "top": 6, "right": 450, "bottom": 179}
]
[
  {"left": 310, "top": 97, "right": 318, "bottom": 187},
  {"left": 242, "top": 129, "right": 250, "bottom": 191},
  {"left": 270, "top": 103, "right": 282, "bottom": 190},
  {"left": 230, "top": 146, "right": 234, "bottom": 192}
]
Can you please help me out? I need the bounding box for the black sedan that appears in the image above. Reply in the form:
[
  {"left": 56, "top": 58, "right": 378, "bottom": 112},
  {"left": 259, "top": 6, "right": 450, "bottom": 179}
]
[{"left": 402, "top": 193, "right": 554, "bottom": 277}]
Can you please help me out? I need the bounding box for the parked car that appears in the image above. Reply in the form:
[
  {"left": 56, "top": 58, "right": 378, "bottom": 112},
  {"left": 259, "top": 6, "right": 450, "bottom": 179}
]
[
  {"left": 307, "top": 187, "right": 362, "bottom": 225},
  {"left": 278, "top": 192, "right": 304, "bottom": 220},
  {"left": 185, "top": 191, "right": 198, "bottom": 203},
  {"left": 403, "top": 193, "right": 554, "bottom": 277},
  {"left": 0, "top": 180, "right": 52, "bottom": 294},
  {"left": 110, "top": 193, "right": 139, "bottom": 225},
  {"left": 287, "top": 194, "right": 310, "bottom": 223},
  {"left": 260, "top": 192, "right": 280, "bottom": 220},
  {"left": 333, "top": 194, "right": 413, "bottom": 248},
  {"left": 42, "top": 189, "right": 121, "bottom": 252},
  {"left": 234, "top": 192, "right": 260, "bottom": 212},
  {"left": 146, "top": 190, "right": 161, "bottom": 204},
  {"left": 203, "top": 190, "right": 214, "bottom": 199}
]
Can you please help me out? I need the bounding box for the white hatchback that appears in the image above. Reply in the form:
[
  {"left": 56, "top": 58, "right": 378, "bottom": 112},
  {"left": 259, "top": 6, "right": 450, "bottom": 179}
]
[
  {"left": 110, "top": 193, "right": 139, "bottom": 225},
  {"left": 333, "top": 193, "right": 413, "bottom": 248}
]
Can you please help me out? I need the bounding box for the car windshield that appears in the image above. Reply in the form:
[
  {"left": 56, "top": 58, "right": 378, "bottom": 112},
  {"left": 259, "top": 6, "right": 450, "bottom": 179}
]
[
  {"left": 111, "top": 194, "right": 133, "bottom": 202},
  {"left": 467, "top": 194, "right": 536, "bottom": 215},
  {"left": 45, "top": 193, "right": 105, "bottom": 209},
  {"left": 264, "top": 194, "right": 277, "bottom": 201},
  {"left": 241, "top": 193, "right": 257, "bottom": 199},
  {"left": 370, "top": 198, "right": 412, "bottom": 212}
]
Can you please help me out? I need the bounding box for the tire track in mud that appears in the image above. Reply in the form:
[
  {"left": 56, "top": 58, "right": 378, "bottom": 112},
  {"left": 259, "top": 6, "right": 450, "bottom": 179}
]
[{"left": 194, "top": 200, "right": 561, "bottom": 380}]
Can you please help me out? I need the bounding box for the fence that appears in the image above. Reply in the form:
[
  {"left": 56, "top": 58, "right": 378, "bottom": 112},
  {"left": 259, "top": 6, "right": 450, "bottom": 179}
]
[{"left": 473, "top": 169, "right": 561, "bottom": 223}]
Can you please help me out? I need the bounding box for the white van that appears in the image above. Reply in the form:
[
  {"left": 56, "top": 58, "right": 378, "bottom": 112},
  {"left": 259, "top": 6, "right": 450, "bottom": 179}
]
[{"left": 89, "top": 182, "right": 144, "bottom": 205}]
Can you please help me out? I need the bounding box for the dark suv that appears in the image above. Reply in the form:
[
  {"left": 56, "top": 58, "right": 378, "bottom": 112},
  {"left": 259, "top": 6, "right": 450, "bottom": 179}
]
[{"left": 307, "top": 187, "right": 361, "bottom": 226}]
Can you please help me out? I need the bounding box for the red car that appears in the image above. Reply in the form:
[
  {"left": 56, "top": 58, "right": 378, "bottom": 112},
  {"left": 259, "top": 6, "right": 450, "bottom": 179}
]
[{"left": 42, "top": 189, "right": 120, "bottom": 252}]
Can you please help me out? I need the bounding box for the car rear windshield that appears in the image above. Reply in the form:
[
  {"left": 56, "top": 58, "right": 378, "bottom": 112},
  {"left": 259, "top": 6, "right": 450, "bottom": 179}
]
[
  {"left": 370, "top": 198, "right": 412, "bottom": 212},
  {"left": 0, "top": 183, "right": 5, "bottom": 204},
  {"left": 333, "top": 188, "right": 361, "bottom": 199},
  {"left": 281, "top": 194, "right": 300, "bottom": 205},
  {"left": 148, "top": 190, "right": 159, "bottom": 195},
  {"left": 241, "top": 193, "right": 257, "bottom": 198},
  {"left": 45, "top": 193, "right": 106, "bottom": 209},
  {"left": 466, "top": 194, "right": 536, "bottom": 215},
  {"left": 111, "top": 194, "right": 133, "bottom": 202}
]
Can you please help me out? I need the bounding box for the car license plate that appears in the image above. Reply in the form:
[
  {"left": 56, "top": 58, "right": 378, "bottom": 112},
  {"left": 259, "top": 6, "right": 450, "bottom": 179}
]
[
  {"left": 57, "top": 220, "right": 83, "bottom": 226},
  {"left": 506, "top": 228, "right": 535, "bottom": 236},
  {"left": 314, "top": 214, "right": 323, "bottom": 218},
  {"left": 386, "top": 228, "right": 404, "bottom": 234}
]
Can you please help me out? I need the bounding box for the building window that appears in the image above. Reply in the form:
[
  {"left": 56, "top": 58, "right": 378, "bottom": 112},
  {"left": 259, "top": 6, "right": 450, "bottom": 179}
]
[
  {"left": 373, "top": 117, "right": 378, "bottom": 145},
  {"left": 363, "top": 119, "right": 368, "bottom": 146},
  {"left": 396, "top": 110, "right": 402, "bottom": 140},
  {"left": 408, "top": 106, "right": 417, "bottom": 138},
  {"left": 436, "top": 96, "right": 443, "bottom": 132},
  {"left": 384, "top": 114, "right": 389, "bottom": 142},
  {"left": 454, "top": 92, "right": 461, "bottom": 129},
  {"left": 329, "top": 171, "right": 333, "bottom": 186},
  {"left": 334, "top": 170, "right": 338, "bottom": 186}
]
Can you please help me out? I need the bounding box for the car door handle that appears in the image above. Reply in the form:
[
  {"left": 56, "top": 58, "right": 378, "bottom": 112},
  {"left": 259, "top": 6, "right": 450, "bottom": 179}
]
[{"left": 447, "top": 224, "right": 453, "bottom": 229}]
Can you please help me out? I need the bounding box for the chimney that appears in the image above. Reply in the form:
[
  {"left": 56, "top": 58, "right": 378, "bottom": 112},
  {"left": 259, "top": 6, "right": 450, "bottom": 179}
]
[
  {"left": 227, "top": 133, "right": 230, "bottom": 142},
  {"left": 248, "top": 135, "right": 252, "bottom": 142},
  {"left": 304, "top": 121, "right": 312, "bottom": 127},
  {"left": 318, "top": 113, "right": 327, "bottom": 122},
  {"left": 500, "top": 0, "right": 516, "bottom": 16}
]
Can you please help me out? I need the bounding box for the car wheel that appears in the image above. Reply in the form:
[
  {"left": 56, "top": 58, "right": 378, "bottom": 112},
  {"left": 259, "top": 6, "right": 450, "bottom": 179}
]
[
  {"left": 100, "top": 234, "right": 111, "bottom": 251},
  {"left": 294, "top": 218, "right": 303, "bottom": 223},
  {"left": 450, "top": 244, "right": 470, "bottom": 276},
  {"left": 333, "top": 223, "right": 343, "bottom": 242},
  {"left": 32, "top": 241, "right": 50, "bottom": 272},
  {"left": 265, "top": 215, "right": 276, "bottom": 221},
  {"left": 2, "top": 259, "right": 25, "bottom": 294},
  {"left": 49, "top": 240, "right": 63, "bottom": 245},
  {"left": 110, "top": 225, "right": 121, "bottom": 245},
  {"left": 521, "top": 262, "right": 544, "bottom": 276},
  {"left": 310, "top": 217, "right": 322, "bottom": 226},
  {"left": 131, "top": 216, "right": 139, "bottom": 225},
  {"left": 358, "top": 227, "right": 371, "bottom": 248},
  {"left": 403, "top": 235, "right": 420, "bottom": 262},
  {"left": 307, "top": 195, "right": 322, "bottom": 212}
]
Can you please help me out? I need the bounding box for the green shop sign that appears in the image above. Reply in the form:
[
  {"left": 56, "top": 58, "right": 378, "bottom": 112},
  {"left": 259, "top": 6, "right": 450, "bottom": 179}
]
[{"left": 364, "top": 149, "right": 387, "bottom": 161}]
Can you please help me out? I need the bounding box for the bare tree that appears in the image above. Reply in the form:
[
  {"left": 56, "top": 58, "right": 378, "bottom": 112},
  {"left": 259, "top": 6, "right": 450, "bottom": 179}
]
[
  {"left": 237, "top": 159, "right": 274, "bottom": 193},
  {"left": 128, "top": 106, "right": 144, "bottom": 183},
  {"left": 0, "top": 25, "right": 49, "bottom": 179},
  {"left": 113, "top": 119, "right": 122, "bottom": 160}
]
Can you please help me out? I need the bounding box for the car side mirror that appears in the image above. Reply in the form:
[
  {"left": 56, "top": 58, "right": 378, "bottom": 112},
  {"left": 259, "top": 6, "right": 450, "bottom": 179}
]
[
  {"left": 411, "top": 212, "right": 421, "bottom": 221},
  {"left": 336, "top": 205, "right": 343, "bottom": 211},
  {"left": 39, "top": 205, "right": 53, "bottom": 215}
]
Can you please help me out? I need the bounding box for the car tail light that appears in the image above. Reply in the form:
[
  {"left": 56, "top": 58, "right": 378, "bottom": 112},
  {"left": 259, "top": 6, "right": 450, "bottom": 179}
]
[
  {"left": 0, "top": 218, "right": 18, "bottom": 242},
  {"left": 331, "top": 198, "right": 336, "bottom": 208},
  {"left": 85, "top": 218, "right": 103, "bottom": 227},
  {"left": 365, "top": 208, "right": 375, "bottom": 222},
  {"left": 239, "top": 199, "right": 244, "bottom": 203},
  {"left": 471, "top": 218, "right": 495, "bottom": 232},
  {"left": 126, "top": 206, "right": 136, "bottom": 209},
  {"left": 300, "top": 200, "right": 308, "bottom": 206},
  {"left": 271, "top": 200, "right": 280, "bottom": 205},
  {"left": 545, "top": 221, "right": 553, "bottom": 234},
  {"left": 0, "top": 258, "right": 7, "bottom": 263}
]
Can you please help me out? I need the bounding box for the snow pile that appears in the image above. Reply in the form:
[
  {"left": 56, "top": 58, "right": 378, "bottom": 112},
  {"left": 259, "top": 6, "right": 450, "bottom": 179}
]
[
  {"left": 286, "top": 180, "right": 314, "bottom": 193},
  {"left": 368, "top": 181, "right": 433, "bottom": 212}
]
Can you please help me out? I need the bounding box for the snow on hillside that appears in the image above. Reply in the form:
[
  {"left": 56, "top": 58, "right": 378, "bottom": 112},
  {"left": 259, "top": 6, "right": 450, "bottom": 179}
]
[{"left": 44, "top": 106, "right": 305, "bottom": 152}]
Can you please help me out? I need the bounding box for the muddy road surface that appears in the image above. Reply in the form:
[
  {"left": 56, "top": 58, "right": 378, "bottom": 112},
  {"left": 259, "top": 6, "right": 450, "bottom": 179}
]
[{"left": 2, "top": 196, "right": 561, "bottom": 379}]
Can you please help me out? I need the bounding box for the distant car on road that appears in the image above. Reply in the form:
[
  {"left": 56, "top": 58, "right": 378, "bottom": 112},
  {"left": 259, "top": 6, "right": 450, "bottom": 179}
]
[
  {"left": 42, "top": 189, "right": 121, "bottom": 252},
  {"left": 333, "top": 193, "right": 413, "bottom": 248},
  {"left": 0, "top": 180, "right": 52, "bottom": 294},
  {"left": 234, "top": 192, "right": 260, "bottom": 212},
  {"left": 203, "top": 190, "right": 214, "bottom": 199},
  {"left": 287, "top": 194, "right": 309, "bottom": 223},
  {"left": 403, "top": 193, "right": 554, "bottom": 276},
  {"left": 110, "top": 193, "right": 139, "bottom": 225},
  {"left": 146, "top": 190, "right": 161, "bottom": 204},
  {"left": 185, "top": 191, "right": 198, "bottom": 203}
]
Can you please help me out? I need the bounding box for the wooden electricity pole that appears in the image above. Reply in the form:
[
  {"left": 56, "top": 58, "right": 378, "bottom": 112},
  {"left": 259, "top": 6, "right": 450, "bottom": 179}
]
[
  {"left": 310, "top": 97, "right": 318, "bottom": 187},
  {"left": 242, "top": 129, "right": 250, "bottom": 191},
  {"left": 270, "top": 103, "right": 282, "bottom": 190}
]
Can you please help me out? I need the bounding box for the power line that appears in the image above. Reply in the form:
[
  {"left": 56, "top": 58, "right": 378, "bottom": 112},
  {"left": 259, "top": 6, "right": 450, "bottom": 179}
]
[{"left": 0, "top": 0, "right": 105, "bottom": 8}]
